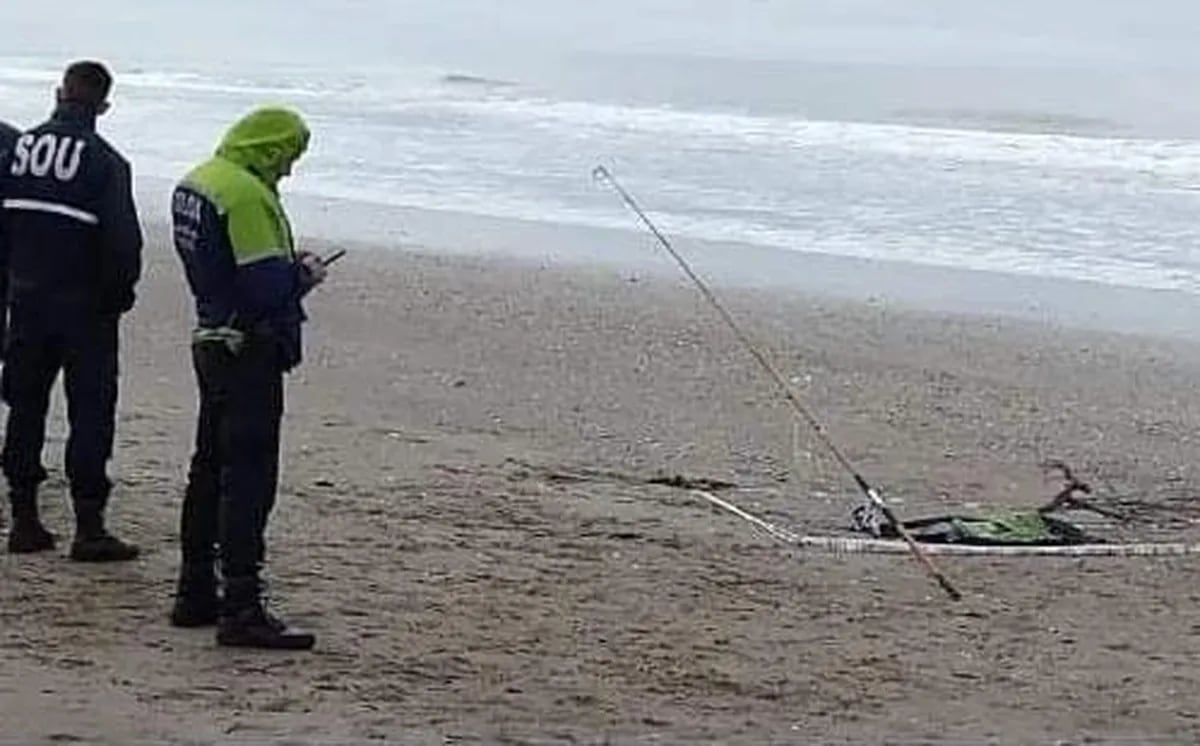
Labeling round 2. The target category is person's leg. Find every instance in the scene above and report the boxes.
[1,311,62,553]
[253,361,282,570]
[171,342,226,627]
[62,315,137,561]
[216,339,313,650]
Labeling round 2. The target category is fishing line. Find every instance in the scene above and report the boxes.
[593,165,961,600]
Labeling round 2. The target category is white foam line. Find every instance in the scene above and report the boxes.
[691,490,1200,557]
[435,97,1200,177]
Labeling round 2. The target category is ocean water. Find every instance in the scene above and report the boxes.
[4,1,1200,292]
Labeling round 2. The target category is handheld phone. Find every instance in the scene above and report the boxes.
[321,249,347,266]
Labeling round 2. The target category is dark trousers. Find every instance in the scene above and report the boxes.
[1,305,119,527]
[180,338,283,597]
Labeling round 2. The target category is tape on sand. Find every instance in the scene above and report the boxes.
[692,490,1200,557]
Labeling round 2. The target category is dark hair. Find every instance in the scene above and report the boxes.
[61,61,113,108]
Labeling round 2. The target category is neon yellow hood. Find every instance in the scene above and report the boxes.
[215,106,310,188]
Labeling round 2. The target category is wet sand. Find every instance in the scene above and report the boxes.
[3,228,1200,743]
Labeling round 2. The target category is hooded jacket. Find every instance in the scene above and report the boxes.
[171,106,313,371]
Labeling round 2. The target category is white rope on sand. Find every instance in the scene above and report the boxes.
[692,490,1200,558]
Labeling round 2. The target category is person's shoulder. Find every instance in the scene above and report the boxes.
[90,132,130,169]
[179,157,268,215]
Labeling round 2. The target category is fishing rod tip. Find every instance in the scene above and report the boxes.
[592,165,611,181]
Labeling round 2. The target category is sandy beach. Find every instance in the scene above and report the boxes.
[3,225,1200,744]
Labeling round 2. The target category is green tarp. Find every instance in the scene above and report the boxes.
[852,504,1095,546]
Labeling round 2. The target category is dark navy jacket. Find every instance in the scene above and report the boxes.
[172,184,310,371]
[0,119,18,348]
[0,102,142,318]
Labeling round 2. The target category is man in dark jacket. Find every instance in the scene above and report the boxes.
[0,61,142,560]
[169,106,326,649]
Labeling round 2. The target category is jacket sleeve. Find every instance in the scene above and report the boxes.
[226,196,302,325]
[97,154,143,314]
[0,126,15,356]
[233,256,300,322]
[0,123,15,276]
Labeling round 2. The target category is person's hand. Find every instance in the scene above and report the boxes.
[297,250,328,289]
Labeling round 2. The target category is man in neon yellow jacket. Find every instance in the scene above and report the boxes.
[168,107,329,649]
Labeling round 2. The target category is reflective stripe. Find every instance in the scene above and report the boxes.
[192,326,246,353]
[235,246,291,266]
[2,198,99,225]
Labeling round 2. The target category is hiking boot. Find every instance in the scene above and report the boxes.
[69,531,140,562]
[7,520,56,554]
[217,603,315,651]
[8,487,52,553]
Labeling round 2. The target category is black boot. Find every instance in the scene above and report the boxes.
[217,577,315,651]
[69,508,139,563]
[170,561,220,628]
[7,518,56,554]
[7,492,55,554]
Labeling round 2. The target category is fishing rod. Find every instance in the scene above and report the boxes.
[592,165,961,601]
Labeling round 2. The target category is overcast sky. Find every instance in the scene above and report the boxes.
[5,0,1200,71]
